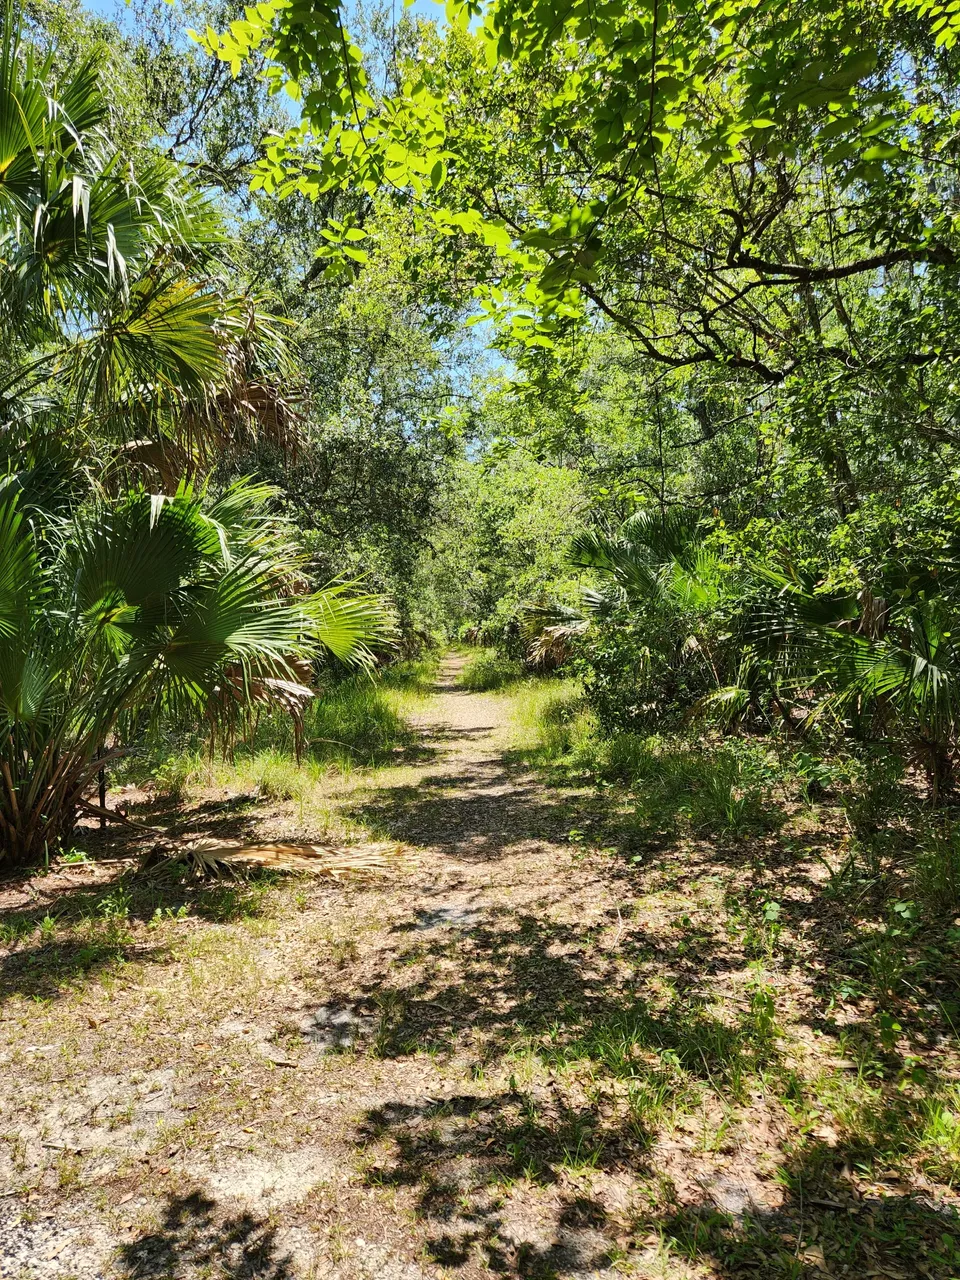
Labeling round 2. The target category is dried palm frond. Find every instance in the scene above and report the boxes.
[143,838,404,881]
[521,601,589,669]
[528,620,589,669]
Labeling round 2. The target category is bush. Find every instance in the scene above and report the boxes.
[581,734,782,838]
[576,609,721,734]
[508,678,593,760]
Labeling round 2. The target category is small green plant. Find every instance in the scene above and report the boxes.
[878,1011,903,1053]
[459,649,526,692]
[148,905,189,929]
[747,977,779,1043]
[791,750,849,801]
[0,914,33,946]
[98,887,131,922]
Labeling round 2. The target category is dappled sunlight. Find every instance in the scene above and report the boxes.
[2,655,960,1278]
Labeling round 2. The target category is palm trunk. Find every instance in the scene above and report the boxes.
[0,728,119,866]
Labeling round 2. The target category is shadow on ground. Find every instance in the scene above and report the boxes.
[0,822,287,1002]
[654,1140,960,1279]
[359,1092,629,1275]
[116,1192,293,1279]
[356,1091,960,1277]
[345,754,599,857]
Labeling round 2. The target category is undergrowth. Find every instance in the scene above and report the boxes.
[500,669,960,1220]
[457,647,527,691]
[118,656,439,799]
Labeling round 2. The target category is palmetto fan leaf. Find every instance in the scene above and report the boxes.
[619,508,706,564]
[0,0,301,494]
[827,602,960,735]
[739,563,960,792]
[74,273,228,410]
[0,483,393,865]
[568,509,714,608]
[569,528,663,601]
[0,8,104,219]
[520,601,590,668]
[0,495,42,640]
[524,510,720,670]
[73,491,220,627]
[305,583,396,667]
[577,510,713,622]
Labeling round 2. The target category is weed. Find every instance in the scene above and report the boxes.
[119,658,439,799]
[746,975,779,1043]
[55,1152,83,1191]
[148,905,189,929]
[98,887,131,922]
[914,818,960,915]
[458,648,527,691]
[0,913,33,946]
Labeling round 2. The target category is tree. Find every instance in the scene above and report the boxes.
[1,0,294,495]
[202,0,960,372]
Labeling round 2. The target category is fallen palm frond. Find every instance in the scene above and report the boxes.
[143,838,404,880]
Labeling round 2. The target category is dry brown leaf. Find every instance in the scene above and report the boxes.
[153,839,404,880]
[801,1242,828,1270]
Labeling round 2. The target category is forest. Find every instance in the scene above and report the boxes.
[3,0,960,1276]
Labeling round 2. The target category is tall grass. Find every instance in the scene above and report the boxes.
[505,676,782,837]
[506,676,593,760]
[458,648,527,691]
[120,656,439,799]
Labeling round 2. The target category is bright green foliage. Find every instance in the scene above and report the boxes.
[741,571,960,796]
[215,0,960,368]
[1,0,295,490]
[457,648,526,691]
[448,446,585,649]
[0,478,390,864]
[0,3,401,864]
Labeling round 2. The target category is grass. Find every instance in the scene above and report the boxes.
[484,666,960,1273]
[456,647,527,691]
[119,655,439,807]
[505,675,786,840]
[3,652,960,1279]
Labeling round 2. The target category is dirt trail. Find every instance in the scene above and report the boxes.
[360,652,584,864]
[5,656,957,1278]
[2,655,636,1280]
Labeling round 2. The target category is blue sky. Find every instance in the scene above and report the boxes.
[82,0,446,27]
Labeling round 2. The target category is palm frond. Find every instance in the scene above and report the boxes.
[305,583,396,667]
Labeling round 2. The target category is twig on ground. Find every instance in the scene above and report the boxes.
[78,800,166,835]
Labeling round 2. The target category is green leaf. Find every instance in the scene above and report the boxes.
[862,141,901,160]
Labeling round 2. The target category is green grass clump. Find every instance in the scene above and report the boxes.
[506,679,782,839]
[122,655,439,797]
[913,819,960,915]
[505,676,593,760]
[458,648,527,691]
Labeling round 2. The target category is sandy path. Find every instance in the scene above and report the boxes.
[1,656,632,1280]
